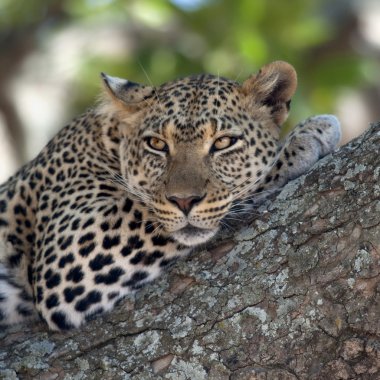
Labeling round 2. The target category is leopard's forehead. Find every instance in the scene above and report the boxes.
[158,74,238,95]
[142,74,248,139]
[158,74,240,112]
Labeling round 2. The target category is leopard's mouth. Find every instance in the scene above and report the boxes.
[171,224,218,246]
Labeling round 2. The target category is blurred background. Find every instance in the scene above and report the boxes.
[1,0,380,182]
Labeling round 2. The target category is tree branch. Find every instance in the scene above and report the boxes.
[1,123,379,380]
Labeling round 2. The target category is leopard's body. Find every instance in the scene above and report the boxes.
[0,62,340,330]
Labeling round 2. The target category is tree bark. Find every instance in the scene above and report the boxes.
[1,123,379,380]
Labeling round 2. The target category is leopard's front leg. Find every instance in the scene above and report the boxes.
[255,115,341,199]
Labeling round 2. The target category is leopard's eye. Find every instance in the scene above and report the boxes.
[146,137,168,152]
[212,136,238,151]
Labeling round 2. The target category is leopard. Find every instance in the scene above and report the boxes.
[0,61,341,331]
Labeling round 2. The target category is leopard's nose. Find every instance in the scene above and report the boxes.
[166,194,205,215]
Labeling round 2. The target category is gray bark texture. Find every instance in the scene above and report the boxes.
[1,123,379,380]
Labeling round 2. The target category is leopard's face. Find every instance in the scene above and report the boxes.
[102,62,297,246]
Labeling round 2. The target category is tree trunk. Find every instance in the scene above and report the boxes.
[1,123,379,380]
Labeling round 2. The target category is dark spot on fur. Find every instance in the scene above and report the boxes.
[130,250,146,265]
[79,242,96,257]
[122,271,149,287]
[89,253,114,271]
[122,198,133,213]
[152,235,168,246]
[46,273,61,289]
[58,253,75,268]
[46,294,60,309]
[64,286,85,303]
[51,311,74,330]
[102,235,120,249]
[75,290,102,312]
[94,267,125,285]
[66,266,84,283]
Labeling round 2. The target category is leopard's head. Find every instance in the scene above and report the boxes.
[101,61,297,246]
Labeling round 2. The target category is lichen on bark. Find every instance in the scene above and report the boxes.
[1,123,379,380]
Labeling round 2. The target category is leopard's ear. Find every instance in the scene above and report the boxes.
[242,61,297,124]
[100,73,155,108]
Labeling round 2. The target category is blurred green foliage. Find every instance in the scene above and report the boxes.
[1,0,378,129]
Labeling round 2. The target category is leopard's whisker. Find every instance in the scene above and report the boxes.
[138,60,166,114]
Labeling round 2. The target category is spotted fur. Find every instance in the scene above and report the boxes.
[0,61,340,330]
